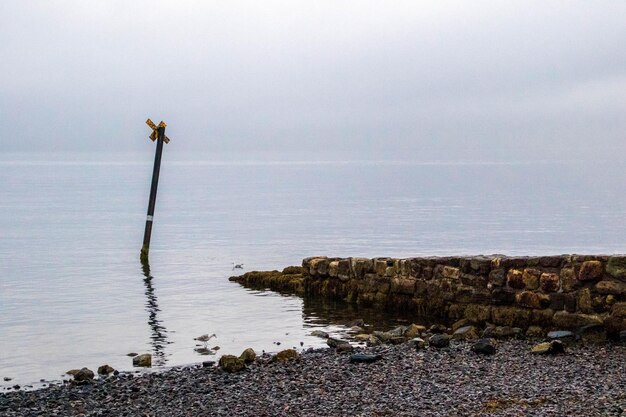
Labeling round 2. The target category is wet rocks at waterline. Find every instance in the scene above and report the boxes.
[230,255,626,337]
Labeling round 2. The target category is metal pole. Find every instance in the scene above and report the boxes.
[141,125,166,263]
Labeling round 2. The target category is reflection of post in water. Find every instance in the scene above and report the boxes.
[140,260,170,366]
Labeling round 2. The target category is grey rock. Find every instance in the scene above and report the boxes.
[429,324,448,334]
[547,330,576,343]
[388,326,407,337]
[336,342,354,353]
[372,331,392,342]
[239,348,256,364]
[408,337,426,350]
[218,355,245,373]
[366,335,382,347]
[346,319,365,327]
[310,330,329,339]
[349,353,382,363]
[472,339,496,355]
[132,354,152,367]
[429,334,450,348]
[97,365,115,375]
[531,340,566,355]
[73,368,95,382]
[326,337,346,348]
[577,325,607,344]
[452,325,479,341]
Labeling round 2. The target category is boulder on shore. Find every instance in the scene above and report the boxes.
[219,355,246,373]
[239,348,256,364]
[531,340,565,355]
[429,334,450,348]
[472,339,496,355]
[349,353,382,364]
[133,354,152,368]
[274,349,299,362]
[73,368,95,382]
[97,365,115,375]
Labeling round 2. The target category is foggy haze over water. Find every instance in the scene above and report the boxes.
[1,1,625,161]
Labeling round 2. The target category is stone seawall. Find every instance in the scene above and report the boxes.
[230,255,626,335]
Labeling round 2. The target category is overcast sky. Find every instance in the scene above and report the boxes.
[1,1,625,160]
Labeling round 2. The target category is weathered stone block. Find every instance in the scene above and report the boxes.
[552,311,603,328]
[470,257,492,274]
[612,302,626,318]
[337,259,351,281]
[563,293,577,312]
[414,280,428,296]
[444,304,462,320]
[491,306,532,328]
[515,291,550,309]
[422,267,434,280]
[531,308,555,325]
[491,288,517,305]
[539,256,563,268]
[351,258,373,279]
[499,257,530,269]
[454,286,474,303]
[595,280,626,295]
[507,269,524,289]
[560,268,580,292]
[374,259,388,276]
[489,269,506,287]
[373,292,387,304]
[391,277,416,295]
[317,259,329,275]
[604,316,626,333]
[607,256,626,280]
[522,269,541,290]
[461,273,488,288]
[470,288,492,304]
[442,266,460,280]
[578,288,593,314]
[579,260,604,281]
[328,261,339,278]
[540,273,560,292]
[549,293,564,311]
[409,259,422,277]
[307,257,328,276]
[464,304,491,323]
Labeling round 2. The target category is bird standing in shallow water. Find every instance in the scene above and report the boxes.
[194,333,216,348]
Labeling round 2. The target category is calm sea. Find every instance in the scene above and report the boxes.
[1,152,625,387]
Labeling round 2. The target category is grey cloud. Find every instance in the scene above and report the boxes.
[1,1,625,159]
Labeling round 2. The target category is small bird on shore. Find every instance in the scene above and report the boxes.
[194,333,216,348]
[232,263,244,270]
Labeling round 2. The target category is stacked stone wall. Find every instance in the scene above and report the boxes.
[301,255,626,334]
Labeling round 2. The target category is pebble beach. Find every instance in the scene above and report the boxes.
[1,340,624,417]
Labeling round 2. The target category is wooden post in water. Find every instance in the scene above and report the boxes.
[141,119,171,263]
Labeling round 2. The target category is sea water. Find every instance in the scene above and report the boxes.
[1,152,625,387]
